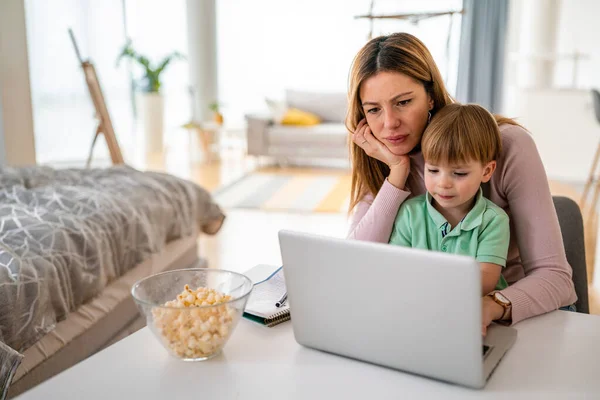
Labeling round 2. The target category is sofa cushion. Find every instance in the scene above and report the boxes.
[281,108,322,126]
[269,123,348,147]
[285,90,347,123]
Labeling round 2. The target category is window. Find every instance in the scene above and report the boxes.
[25,0,189,165]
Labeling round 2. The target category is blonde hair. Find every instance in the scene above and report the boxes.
[422,103,501,166]
[347,32,519,213]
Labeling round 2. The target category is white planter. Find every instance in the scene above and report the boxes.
[138,92,164,156]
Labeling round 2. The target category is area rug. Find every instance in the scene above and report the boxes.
[213,169,351,213]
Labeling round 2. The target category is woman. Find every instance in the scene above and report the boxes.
[346,32,576,331]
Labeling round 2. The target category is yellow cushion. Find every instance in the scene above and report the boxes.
[280,108,321,126]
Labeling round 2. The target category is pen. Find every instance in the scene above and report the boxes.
[275,292,287,308]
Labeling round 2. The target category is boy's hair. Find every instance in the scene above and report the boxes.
[421,103,501,165]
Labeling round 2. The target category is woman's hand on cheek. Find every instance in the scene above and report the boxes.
[352,119,411,187]
[353,119,392,163]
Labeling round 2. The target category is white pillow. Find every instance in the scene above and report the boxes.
[265,98,288,123]
[285,89,347,123]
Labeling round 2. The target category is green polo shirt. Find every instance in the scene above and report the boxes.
[389,188,509,290]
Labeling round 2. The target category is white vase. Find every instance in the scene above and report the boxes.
[138,92,164,157]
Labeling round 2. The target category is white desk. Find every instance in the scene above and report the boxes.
[16,310,600,399]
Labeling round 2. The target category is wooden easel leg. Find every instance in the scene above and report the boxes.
[86,124,103,168]
[585,206,597,285]
[588,178,600,219]
[581,140,600,209]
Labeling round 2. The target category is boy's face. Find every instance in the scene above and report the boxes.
[424,160,496,212]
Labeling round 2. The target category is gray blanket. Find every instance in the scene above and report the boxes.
[0,166,224,395]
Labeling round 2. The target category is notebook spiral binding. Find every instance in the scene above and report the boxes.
[265,309,291,327]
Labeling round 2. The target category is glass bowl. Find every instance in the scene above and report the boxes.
[131,268,253,361]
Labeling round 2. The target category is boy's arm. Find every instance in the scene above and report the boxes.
[480,263,502,296]
[476,211,510,296]
[388,205,412,247]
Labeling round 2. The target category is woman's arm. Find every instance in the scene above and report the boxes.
[388,203,413,247]
[494,126,577,324]
[347,179,410,242]
[348,120,413,242]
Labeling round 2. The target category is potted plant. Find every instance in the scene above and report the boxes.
[208,101,224,125]
[117,40,185,156]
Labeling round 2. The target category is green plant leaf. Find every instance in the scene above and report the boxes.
[116,41,186,94]
[155,51,186,76]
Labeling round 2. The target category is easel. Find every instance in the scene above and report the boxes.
[68,29,124,167]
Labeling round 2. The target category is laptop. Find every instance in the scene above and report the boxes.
[278,230,517,389]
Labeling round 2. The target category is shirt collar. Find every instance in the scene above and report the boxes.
[460,188,486,231]
[425,188,486,231]
[425,191,448,229]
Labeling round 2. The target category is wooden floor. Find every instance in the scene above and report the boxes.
[156,146,600,315]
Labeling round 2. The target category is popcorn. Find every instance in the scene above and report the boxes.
[152,285,235,359]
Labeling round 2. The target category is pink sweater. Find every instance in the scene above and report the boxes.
[348,124,577,324]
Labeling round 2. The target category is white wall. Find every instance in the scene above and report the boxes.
[503,0,600,183]
[553,0,600,90]
[0,0,37,166]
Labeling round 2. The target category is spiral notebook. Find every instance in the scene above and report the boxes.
[243,266,290,327]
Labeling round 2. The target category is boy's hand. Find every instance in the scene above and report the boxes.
[481,295,505,336]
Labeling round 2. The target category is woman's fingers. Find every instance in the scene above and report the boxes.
[354,120,367,136]
[354,124,388,161]
[360,127,369,144]
[361,126,375,151]
[356,127,375,156]
[363,125,375,141]
[352,120,370,148]
[356,119,366,131]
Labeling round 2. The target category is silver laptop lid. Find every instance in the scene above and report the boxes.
[279,230,484,388]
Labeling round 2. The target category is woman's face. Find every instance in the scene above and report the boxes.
[359,71,433,156]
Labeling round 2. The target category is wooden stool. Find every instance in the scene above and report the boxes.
[182,121,214,163]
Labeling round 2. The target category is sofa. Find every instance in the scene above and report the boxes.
[245,90,350,165]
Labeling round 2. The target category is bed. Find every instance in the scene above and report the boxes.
[0,165,225,398]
